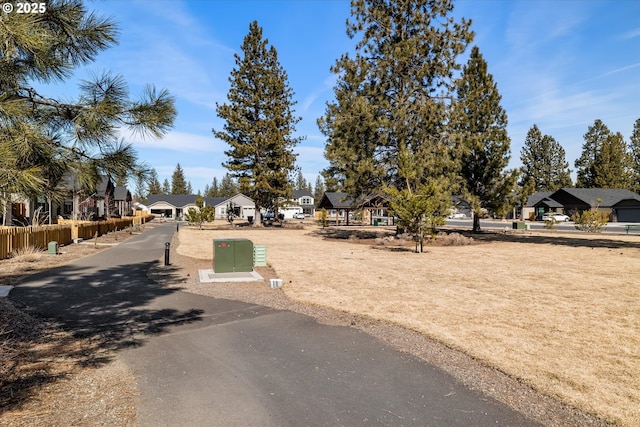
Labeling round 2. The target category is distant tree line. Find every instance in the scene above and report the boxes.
[520,119,640,193]
[135,161,329,205]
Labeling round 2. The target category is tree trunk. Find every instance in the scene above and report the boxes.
[473,212,481,233]
[252,202,263,227]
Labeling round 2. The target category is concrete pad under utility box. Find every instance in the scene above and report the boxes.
[199,269,263,283]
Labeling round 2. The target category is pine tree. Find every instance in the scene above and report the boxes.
[294,170,308,191]
[147,168,162,195]
[451,46,514,232]
[135,175,147,202]
[576,120,607,187]
[214,21,303,223]
[162,179,171,195]
[0,0,175,211]
[186,181,193,195]
[520,124,572,191]
[170,163,188,194]
[319,0,473,200]
[594,131,632,189]
[205,177,220,197]
[313,175,325,204]
[219,173,238,197]
[629,119,640,192]
[576,120,633,188]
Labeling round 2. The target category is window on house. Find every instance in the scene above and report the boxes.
[64,200,73,215]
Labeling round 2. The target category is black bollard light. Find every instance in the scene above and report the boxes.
[177,223,179,232]
[164,242,171,266]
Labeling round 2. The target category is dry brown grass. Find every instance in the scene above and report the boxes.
[0,227,145,426]
[177,224,640,426]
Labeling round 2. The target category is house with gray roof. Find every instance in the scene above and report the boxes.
[524,188,640,222]
[292,190,316,216]
[317,192,356,225]
[146,193,255,221]
[317,192,393,225]
[113,186,132,217]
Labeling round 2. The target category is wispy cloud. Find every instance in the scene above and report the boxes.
[99,2,235,109]
[620,28,640,40]
[300,74,337,113]
[125,130,225,153]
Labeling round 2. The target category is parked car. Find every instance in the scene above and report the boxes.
[542,213,570,222]
[293,212,306,219]
[447,213,466,219]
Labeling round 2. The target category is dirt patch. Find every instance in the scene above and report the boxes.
[0,224,158,426]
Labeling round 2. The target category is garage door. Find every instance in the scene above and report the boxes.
[617,208,640,222]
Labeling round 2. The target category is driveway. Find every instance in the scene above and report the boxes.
[11,223,539,426]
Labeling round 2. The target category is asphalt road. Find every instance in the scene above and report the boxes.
[11,223,540,426]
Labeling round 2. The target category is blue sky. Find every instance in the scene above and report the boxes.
[46,0,640,194]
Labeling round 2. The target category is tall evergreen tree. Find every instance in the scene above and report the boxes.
[186,181,193,195]
[629,118,640,192]
[205,177,220,197]
[214,21,303,223]
[451,46,514,232]
[576,120,633,188]
[147,168,162,195]
[135,175,147,202]
[161,178,171,195]
[319,0,473,201]
[595,131,632,189]
[219,173,238,197]
[520,124,572,191]
[170,163,188,194]
[0,0,175,214]
[294,170,308,191]
[313,175,325,204]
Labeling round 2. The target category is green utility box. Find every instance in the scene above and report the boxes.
[48,241,59,255]
[213,238,254,273]
[512,221,526,230]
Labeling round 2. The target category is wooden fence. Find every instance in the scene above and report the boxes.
[0,225,73,260]
[0,215,154,260]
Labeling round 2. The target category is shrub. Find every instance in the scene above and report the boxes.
[439,232,474,246]
[184,206,215,229]
[317,208,328,228]
[572,210,609,233]
[9,246,44,262]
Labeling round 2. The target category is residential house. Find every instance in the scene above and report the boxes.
[523,191,558,221]
[146,194,200,219]
[317,192,392,225]
[6,174,117,225]
[524,188,640,222]
[113,186,132,217]
[146,193,256,221]
[450,195,473,217]
[212,193,256,221]
[292,190,315,216]
[66,175,115,220]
